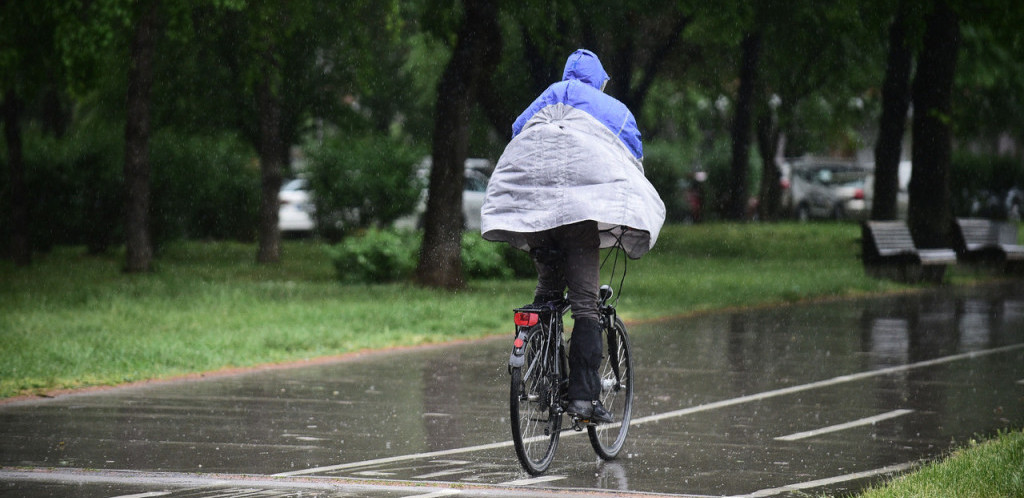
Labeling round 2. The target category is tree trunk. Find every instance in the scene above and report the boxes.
[909,1,959,248]
[3,90,30,266]
[755,106,782,221]
[872,3,913,221]
[255,74,283,264]
[415,1,501,289]
[123,0,158,273]
[727,32,761,221]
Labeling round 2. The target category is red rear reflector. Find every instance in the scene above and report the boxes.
[514,338,525,348]
[514,312,539,326]
[854,188,864,200]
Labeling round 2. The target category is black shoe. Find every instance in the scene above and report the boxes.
[567,399,614,424]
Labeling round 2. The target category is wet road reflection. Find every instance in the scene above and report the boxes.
[1,282,1022,497]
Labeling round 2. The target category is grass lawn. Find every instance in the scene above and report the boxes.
[856,429,1024,497]
[0,222,1004,399]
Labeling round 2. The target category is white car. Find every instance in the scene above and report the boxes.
[277,178,315,233]
[393,157,493,231]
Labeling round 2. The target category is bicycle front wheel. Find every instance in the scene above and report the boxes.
[588,316,633,459]
[510,327,561,475]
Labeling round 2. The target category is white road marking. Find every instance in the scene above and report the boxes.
[274,343,1024,477]
[775,409,915,441]
[501,475,567,486]
[273,440,517,476]
[736,461,916,497]
[109,493,173,498]
[402,490,461,498]
[629,343,1024,427]
[412,467,477,479]
[1017,378,1024,385]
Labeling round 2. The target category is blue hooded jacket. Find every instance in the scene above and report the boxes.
[512,49,643,159]
[482,49,665,259]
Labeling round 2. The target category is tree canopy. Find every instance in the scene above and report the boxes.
[2,0,1022,279]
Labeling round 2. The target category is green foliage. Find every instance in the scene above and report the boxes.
[325,228,419,284]
[305,134,424,241]
[461,233,513,279]
[16,124,124,253]
[950,151,1024,217]
[644,140,700,223]
[149,130,260,245]
[0,125,260,252]
[325,229,532,284]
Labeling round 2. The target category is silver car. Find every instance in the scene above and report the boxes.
[787,159,871,221]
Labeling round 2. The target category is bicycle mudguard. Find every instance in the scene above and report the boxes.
[509,329,529,368]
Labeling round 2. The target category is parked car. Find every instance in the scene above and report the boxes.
[392,157,493,231]
[786,158,871,221]
[277,178,315,233]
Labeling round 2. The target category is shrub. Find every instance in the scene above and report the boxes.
[18,124,124,253]
[326,229,419,283]
[306,135,424,242]
[149,130,259,245]
[951,151,1024,217]
[326,229,534,283]
[4,126,259,254]
[462,233,513,279]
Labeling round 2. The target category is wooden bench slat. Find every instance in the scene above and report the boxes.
[861,220,955,283]
[953,218,1024,269]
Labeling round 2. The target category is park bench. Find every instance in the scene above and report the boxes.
[951,218,1024,272]
[861,220,956,283]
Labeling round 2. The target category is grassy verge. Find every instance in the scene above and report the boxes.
[855,429,1024,497]
[0,222,1007,399]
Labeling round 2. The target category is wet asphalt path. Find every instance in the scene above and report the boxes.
[2,282,1023,497]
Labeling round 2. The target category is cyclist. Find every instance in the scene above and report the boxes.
[481,49,665,423]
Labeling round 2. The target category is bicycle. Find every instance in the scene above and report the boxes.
[507,281,633,475]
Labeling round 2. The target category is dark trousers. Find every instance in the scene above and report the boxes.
[523,221,600,322]
[523,221,602,400]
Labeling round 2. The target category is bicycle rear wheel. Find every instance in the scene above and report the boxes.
[588,316,633,459]
[510,326,561,475]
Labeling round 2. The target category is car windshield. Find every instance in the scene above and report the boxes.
[816,167,867,186]
[282,179,307,191]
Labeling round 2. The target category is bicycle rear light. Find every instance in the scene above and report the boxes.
[514,312,539,327]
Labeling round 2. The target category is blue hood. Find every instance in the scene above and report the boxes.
[562,49,610,91]
[512,48,642,159]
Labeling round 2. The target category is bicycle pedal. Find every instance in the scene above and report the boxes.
[571,417,586,431]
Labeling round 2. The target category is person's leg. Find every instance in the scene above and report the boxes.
[555,222,613,422]
[523,231,564,303]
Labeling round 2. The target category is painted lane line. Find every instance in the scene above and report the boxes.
[275,342,1024,477]
[629,343,1024,427]
[273,440,516,476]
[774,409,914,441]
[501,475,567,486]
[0,468,468,496]
[412,467,478,479]
[736,461,916,497]
[1017,378,1024,385]
[402,490,461,498]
